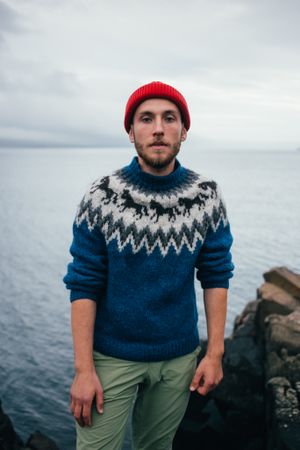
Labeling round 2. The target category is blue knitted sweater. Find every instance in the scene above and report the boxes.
[63,157,234,362]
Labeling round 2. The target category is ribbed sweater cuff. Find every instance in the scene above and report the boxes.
[201,279,229,289]
[70,290,98,302]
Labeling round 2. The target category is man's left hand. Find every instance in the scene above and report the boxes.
[189,354,223,395]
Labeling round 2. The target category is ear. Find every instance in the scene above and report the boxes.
[181,127,187,142]
[129,126,135,143]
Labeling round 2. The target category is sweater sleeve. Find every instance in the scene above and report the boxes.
[63,207,108,302]
[195,185,234,289]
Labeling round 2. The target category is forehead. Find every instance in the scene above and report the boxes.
[134,98,180,116]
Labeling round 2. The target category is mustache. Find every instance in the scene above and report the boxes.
[149,141,169,146]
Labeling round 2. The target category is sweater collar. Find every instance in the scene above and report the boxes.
[122,156,186,191]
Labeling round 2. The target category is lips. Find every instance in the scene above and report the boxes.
[150,142,168,147]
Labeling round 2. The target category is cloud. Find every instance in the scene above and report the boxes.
[0,0,300,149]
[0,1,21,33]
[0,64,81,96]
[0,0,23,47]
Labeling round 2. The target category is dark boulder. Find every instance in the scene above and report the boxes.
[0,401,59,450]
[0,400,24,450]
[26,431,59,450]
[214,335,264,416]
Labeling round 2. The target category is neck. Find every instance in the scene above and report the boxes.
[137,156,176,176]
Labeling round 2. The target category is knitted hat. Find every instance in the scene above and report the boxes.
[124,81,190,133]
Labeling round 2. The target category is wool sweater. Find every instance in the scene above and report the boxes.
[63,156,234,362]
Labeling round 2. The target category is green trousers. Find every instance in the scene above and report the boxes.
[76,347,200,450]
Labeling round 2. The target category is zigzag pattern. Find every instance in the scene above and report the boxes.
[76,168,228,256]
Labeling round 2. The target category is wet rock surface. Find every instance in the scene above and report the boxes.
[174,266,300,450]
[26,431,59,450]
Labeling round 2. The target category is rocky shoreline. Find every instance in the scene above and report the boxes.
[1,266,299,450]
[174,266,300,450]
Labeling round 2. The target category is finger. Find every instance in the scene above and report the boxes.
[197,383,208,395]
[77,416,85,427]
[190,369,204,391]
[73,402,84,427]
[197,379,216,396]
[70,397,75,414]
[95,388,104,414]
[82,401,92,427]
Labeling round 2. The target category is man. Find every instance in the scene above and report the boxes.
[63,81,234,450]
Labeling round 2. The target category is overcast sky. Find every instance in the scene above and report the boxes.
[1,0,300,150]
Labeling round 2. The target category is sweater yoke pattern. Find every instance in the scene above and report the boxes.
[75,160,228,257]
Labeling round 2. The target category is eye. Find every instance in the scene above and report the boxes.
[165,115,176,122]
[141,116,152,123]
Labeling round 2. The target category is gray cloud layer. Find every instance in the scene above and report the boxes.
[0,0,300,149]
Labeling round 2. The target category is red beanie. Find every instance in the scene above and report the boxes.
[124,81,190,133]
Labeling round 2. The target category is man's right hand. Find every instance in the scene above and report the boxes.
[70,370,103,427]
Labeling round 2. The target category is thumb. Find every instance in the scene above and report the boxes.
[190,366,204,392]
[95,387,104,414]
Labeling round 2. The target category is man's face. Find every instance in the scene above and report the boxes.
[129,98,187,171]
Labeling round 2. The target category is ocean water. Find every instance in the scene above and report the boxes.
[0,147,299,449]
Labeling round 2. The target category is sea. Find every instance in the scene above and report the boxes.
[0,147,299,450]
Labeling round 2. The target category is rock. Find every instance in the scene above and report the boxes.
[213,336,264,416]
[172,393,225,450]
[172,394,225,450]
[224,409,265,450]
[266,377,300,450]
[0,400,24,450]
[265,349,300,384]
[256,282,299,331]
[174,334,266,450]
[26,431,59,450]
[0,401,59,450]
[173,346,227,449]
[264,267,300,300]
[233,299,260,338]
[175,268,300,450]
[295,382,300,401]
[265,310,300,355]
[243,438,265,450]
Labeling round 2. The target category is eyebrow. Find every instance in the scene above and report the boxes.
[138,109,178,117]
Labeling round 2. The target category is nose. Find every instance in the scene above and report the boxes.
[152,117,164,136]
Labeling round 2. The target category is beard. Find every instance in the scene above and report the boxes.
[134,140,181,170]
